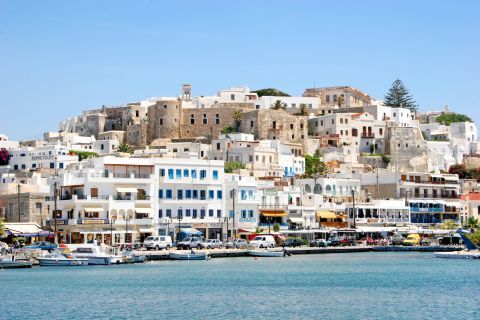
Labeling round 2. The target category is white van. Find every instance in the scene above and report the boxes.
[249,235,276,248]
[143,236,173,250]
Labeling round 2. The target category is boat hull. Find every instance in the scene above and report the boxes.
[249,250,285,257]
[434,251,480,259]
[169,252,209,260]
[73,255,113,265]
[0,260,33,268]
[38,258,89,266]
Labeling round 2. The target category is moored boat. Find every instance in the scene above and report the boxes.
[38,251,89,266]
[249,248,289,257]
[69,244,122,265]
[169,251,209,261]
[0,256,33,268]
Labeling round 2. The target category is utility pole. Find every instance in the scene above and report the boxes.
[17,184,21,222]
[351,189,356,229]
[232,188,236,239]
[53,181,58,244]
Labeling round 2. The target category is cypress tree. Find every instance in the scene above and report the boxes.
[384,79,418,112]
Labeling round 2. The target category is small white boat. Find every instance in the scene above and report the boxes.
[433,250,480,259]
[169,251,209,261]
[249,249,288,257]
[38,252,89,266]
[0,256,33,268]
[69,245,122,265]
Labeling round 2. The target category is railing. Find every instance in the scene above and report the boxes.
[409,207,444,213]
[89,195,110,200]
[361,133,375,138]
[258,204,288,210]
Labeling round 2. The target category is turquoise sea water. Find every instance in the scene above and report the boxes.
[1,252,479,320]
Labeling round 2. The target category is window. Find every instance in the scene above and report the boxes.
[176,169,182,179]
[213,170,218,180]
[333,94,337,102]
[200,209,206,219]
[216,143,221,150]
[168,169,174,179]
[272,121,277,129]
[177,190,183,200]
[331,119,335,124]
[160,169,165,177]
[217,210,222,218]
[200,170,206,180]
[192,190,198,199]
[230,94,235,101]
[290,124,293,130]
[183,169,189,177]
[340,118,344,124]
[209,190,214,199]
[203,114,208,124]
[166,189,172,199]
[190,114,195,124]
[50,163,54,169]
[326,95,330,103]
[159,189,164,199]
[160,118,163,125]
[191,170,197,179]
[217,190,222,199]
[158,209,163,218]
[248,190,254,199]
[177,209,183,218]
[209,209,214,217]
[186,209,191,217]
[192,209,197,218]
[186,190,192,199]
[249,210,254,218]
[166,209,171,218]
[241,190,247,200]
[241,210,247,218]
[250,121,254,128]
[91,188,98,198]
[379,128,383,135]
[215,114,220,125]
[200,190,206,200]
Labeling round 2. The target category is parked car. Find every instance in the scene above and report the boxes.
[225,238,249,249]
[200,239,223,249]
[176,237,203,250]
[24,241,58,251]
[403,234,420,246]
[391,235,406,246]
[249,235,276,248]
[283,238,304,247]
[143,236,173,250]
[328,237,341,246]
[309,239,329,247]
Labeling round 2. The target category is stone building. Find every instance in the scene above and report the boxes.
[303,86,372,108]
[385,125,428,172]
[240,109,308,146]
[0,188,49,226]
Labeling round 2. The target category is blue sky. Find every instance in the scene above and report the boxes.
[1,0,479,140]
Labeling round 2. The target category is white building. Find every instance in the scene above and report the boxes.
[7,145,79,171]
[0,134,19,149]
[253,96,320,111]
[345,199,410,226]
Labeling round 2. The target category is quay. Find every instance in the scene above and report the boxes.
[136,245,462,261]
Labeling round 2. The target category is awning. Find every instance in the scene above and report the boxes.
[138,228,153,233]
[4,223,52,237]
[116,187,138,193]
[444,176,459,181]
[238,228,256,233]
[83,207,104,212]
[288,217,304,224]
[260,211,288,217]
[134,208,153,214]
[316,210,337,219]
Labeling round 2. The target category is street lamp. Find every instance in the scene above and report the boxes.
[177,208,183,243]
[351,190,358,229]
[218,217,223,242]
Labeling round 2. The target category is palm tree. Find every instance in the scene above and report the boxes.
[270,100,287,110]
[233,110,243,132]
[296,103,308,116]
[337,95,345,108]
[117,143,135,154]
[440,220,457,230]
[465,216,479,230]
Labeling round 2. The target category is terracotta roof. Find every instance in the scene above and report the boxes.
[351,113,364,119]
[461,192,480,201]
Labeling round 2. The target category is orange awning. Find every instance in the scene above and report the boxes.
[316,210,337,219]
[260,210,288,217]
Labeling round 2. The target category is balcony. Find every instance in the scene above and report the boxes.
[361,133,375,138]
[410,207,444,213]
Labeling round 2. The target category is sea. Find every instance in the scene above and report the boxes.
[1,252,478,320]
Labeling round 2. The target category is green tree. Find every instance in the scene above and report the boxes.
[117,143,135,154]
[224,161,246,173]
[220,126,237,134]
[69,150,98,161]
[305,154,327,177]
[467,231,480,246]
[270,100,287,111]
[440,220,458,230]
[465,217,479,230]
[384,79,418,112]
[252,88,290,97]
[233,110,243,132]
[294,103,309,116]
[436,113,473,126]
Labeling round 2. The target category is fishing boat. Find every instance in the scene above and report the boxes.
[38,251,89,266]
[249,248,289,257]
[69,244,122,265]
[434,230,480,260]
[0,255,33,268]
[169,250,210,261]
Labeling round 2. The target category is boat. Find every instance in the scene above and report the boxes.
[0,255,33,268]
[69,244,122,265]
[434,229,480,260]
[249,248,289,257]
[38,251,89,266]
[169,250,210,261]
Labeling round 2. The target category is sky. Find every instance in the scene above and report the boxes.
[1,0,479,140]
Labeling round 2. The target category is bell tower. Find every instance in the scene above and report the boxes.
[182,83,191,101]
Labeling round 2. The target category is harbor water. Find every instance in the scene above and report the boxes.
[1,252,479,320]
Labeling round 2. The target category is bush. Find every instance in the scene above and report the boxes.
[69,150,98,161]
[224,162,246,173]
[436,113,472,125]
[273,223,280,232]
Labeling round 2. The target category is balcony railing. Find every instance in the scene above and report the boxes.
[361,133,375,138]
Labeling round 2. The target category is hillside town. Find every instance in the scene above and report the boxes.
[1,82,479,247]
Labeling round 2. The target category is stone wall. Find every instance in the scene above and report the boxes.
[126,122,148,147]
[240,109,308,145]
[1,193,49,226]
[147,99,181,144]
[385,126,428,172]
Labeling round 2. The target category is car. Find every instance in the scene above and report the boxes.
[403,234,420,246]
[339,238,352,246]
[249,235,276,248]
[176,237,203,250]
[143,236,173,250]
[328,237,341,246]
[310,239,329,247]
[225,238,249,249]
[283,238,304,247]
[391,235,406,246]
[200,239,223,249]
[24,241,58,251]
